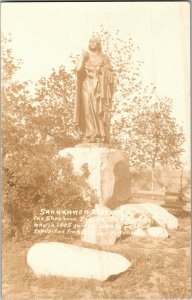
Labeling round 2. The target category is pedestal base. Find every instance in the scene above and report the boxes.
[59,146,132,208]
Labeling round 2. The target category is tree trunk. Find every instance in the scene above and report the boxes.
[151,161,155,191]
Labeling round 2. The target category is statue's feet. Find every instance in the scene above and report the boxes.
[89,137,97,143]
[84,135,109,144]
[97,136,108,143]
[84,136,96,143]
[83,136,89,142]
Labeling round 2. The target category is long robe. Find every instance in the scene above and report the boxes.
[74,52,114,141]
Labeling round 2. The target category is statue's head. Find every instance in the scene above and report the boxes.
[89,37,102,51]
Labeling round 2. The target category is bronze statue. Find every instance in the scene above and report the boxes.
[74,37,114,143]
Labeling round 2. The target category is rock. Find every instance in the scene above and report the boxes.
[59,147,131,207]
[147,226,169,239]
[91,204,112,216]
[81,205,121,245]
[131,228,148,237]
[112,204,153,233]
[82,212,121,245]
[139,203,178,229]
[27,242,131,281]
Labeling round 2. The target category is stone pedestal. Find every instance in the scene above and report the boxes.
[59,145,132,208]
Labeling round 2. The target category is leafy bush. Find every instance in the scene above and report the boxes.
[3,154,97,240]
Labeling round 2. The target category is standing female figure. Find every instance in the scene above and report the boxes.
[74,37,114,143]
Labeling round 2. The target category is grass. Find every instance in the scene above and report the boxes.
[2,216,191,300]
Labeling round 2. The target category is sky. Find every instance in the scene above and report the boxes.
[1,2,190,166]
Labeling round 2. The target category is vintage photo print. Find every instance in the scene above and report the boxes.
[1,1,191,299]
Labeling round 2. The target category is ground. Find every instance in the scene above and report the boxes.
[2,215,191,300]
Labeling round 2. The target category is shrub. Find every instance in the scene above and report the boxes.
[2,154,97,241]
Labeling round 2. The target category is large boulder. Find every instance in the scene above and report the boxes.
[131,228,148,238]
[139,203,178,229]
[112,204,153,233]
[81,203,178,245]
[81,205,121,245]
[147,226,169,239]
[27,242,131,281]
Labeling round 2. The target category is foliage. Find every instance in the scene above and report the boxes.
[1,35,33,159]
[3,155,97,240]
[33,66,80,152]
[127,98,185,168]
[2,36,96,240]
[125,97,185,189]
[2,35,79,160]
[1,33,22,82]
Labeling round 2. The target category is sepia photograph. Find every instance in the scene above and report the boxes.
[1,1,191,299]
